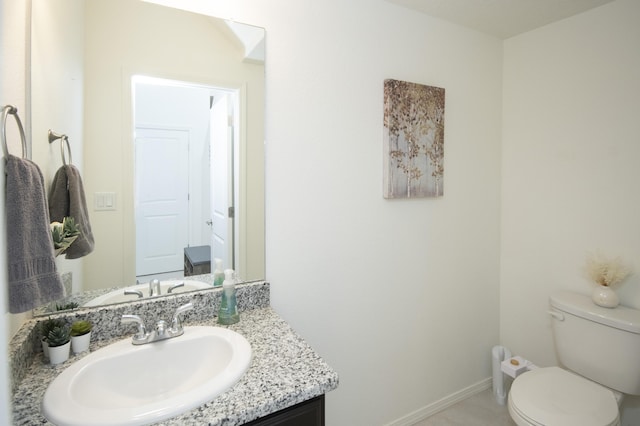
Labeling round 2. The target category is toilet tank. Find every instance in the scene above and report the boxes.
[549,291,640,395]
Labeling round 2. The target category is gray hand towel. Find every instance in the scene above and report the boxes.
[5,155,64,313]
[49,164,94,259]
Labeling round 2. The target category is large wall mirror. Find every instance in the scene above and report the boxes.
[30,0,265,314]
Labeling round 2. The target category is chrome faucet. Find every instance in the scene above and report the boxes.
[167,281,185,293]
[121,302,194,345]
[149,279,161,297]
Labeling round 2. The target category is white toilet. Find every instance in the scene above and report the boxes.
[508,290,640,426]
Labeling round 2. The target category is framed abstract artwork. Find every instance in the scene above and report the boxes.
[383,79,445,198]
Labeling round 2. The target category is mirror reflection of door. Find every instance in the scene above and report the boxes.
[210,93,234,270]
[133,76,238,281]
[134,128,189,276]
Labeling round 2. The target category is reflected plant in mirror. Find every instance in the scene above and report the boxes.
[50,216,80,257]
[30,0,265,314]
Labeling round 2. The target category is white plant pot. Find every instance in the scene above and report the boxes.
[48,342,70,365]
[592,285,619,308]
[71,332,91,354]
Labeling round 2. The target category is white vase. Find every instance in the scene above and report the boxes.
[71,332,91,354]
[49,342,70,365]
[592,286,619,308]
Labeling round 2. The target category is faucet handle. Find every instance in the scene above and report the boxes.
[167,281,185,294]
[124,289,144,299]
[171,302,194,332]
[121,314,148,341]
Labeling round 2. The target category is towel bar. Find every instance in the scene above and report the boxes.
[1,105,27,158]
[48,129,73,165]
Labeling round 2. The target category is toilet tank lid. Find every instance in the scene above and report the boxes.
[550,291,640,334]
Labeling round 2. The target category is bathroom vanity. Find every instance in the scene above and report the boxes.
[9,280,338,425]
[243,395,325,426]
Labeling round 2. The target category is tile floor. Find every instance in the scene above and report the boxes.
[414,388,517,426]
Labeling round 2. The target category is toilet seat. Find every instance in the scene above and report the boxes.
[508,367,619,426]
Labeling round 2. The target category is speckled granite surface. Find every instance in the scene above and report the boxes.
[10,281,339,425]
[10,279,269,394]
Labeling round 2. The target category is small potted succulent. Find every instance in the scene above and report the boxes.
[47,325,71,365]
[70,320,92,354]
[40,318,65,360]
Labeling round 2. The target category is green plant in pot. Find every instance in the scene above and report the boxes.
[41,318,65,340]
[70,320,92,337]
[40,318,65,360]
[47,325,71,365]
[70,320,92,354]
[47,326,70,347]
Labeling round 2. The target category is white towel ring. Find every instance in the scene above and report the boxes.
[48,129,73,165]
[1,105,27,159]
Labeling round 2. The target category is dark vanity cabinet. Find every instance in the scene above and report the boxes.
[243,395,325,426]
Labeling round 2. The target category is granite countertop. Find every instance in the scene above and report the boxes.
[12,307,339,425]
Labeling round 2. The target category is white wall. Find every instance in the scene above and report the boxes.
[1,0,30,421]
[266,3,503,424]
[501,0,640,422]
[170,1,503,424]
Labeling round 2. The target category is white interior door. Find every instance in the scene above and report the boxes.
[135,127,190,276]
[210,94,234,269]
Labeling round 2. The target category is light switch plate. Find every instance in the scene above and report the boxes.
[94,192,116,211]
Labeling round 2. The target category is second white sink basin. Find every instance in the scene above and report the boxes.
[42,326,252,426]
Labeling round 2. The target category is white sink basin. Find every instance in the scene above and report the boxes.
[83,280,211,307]
[42,326,252,426]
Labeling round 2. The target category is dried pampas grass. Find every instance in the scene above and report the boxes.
[584,251,631,287]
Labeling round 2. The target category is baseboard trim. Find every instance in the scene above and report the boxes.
[384,377,493,426]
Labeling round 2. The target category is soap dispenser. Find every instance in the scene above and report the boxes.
[218,269,239,325]
[212,258,224,287]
